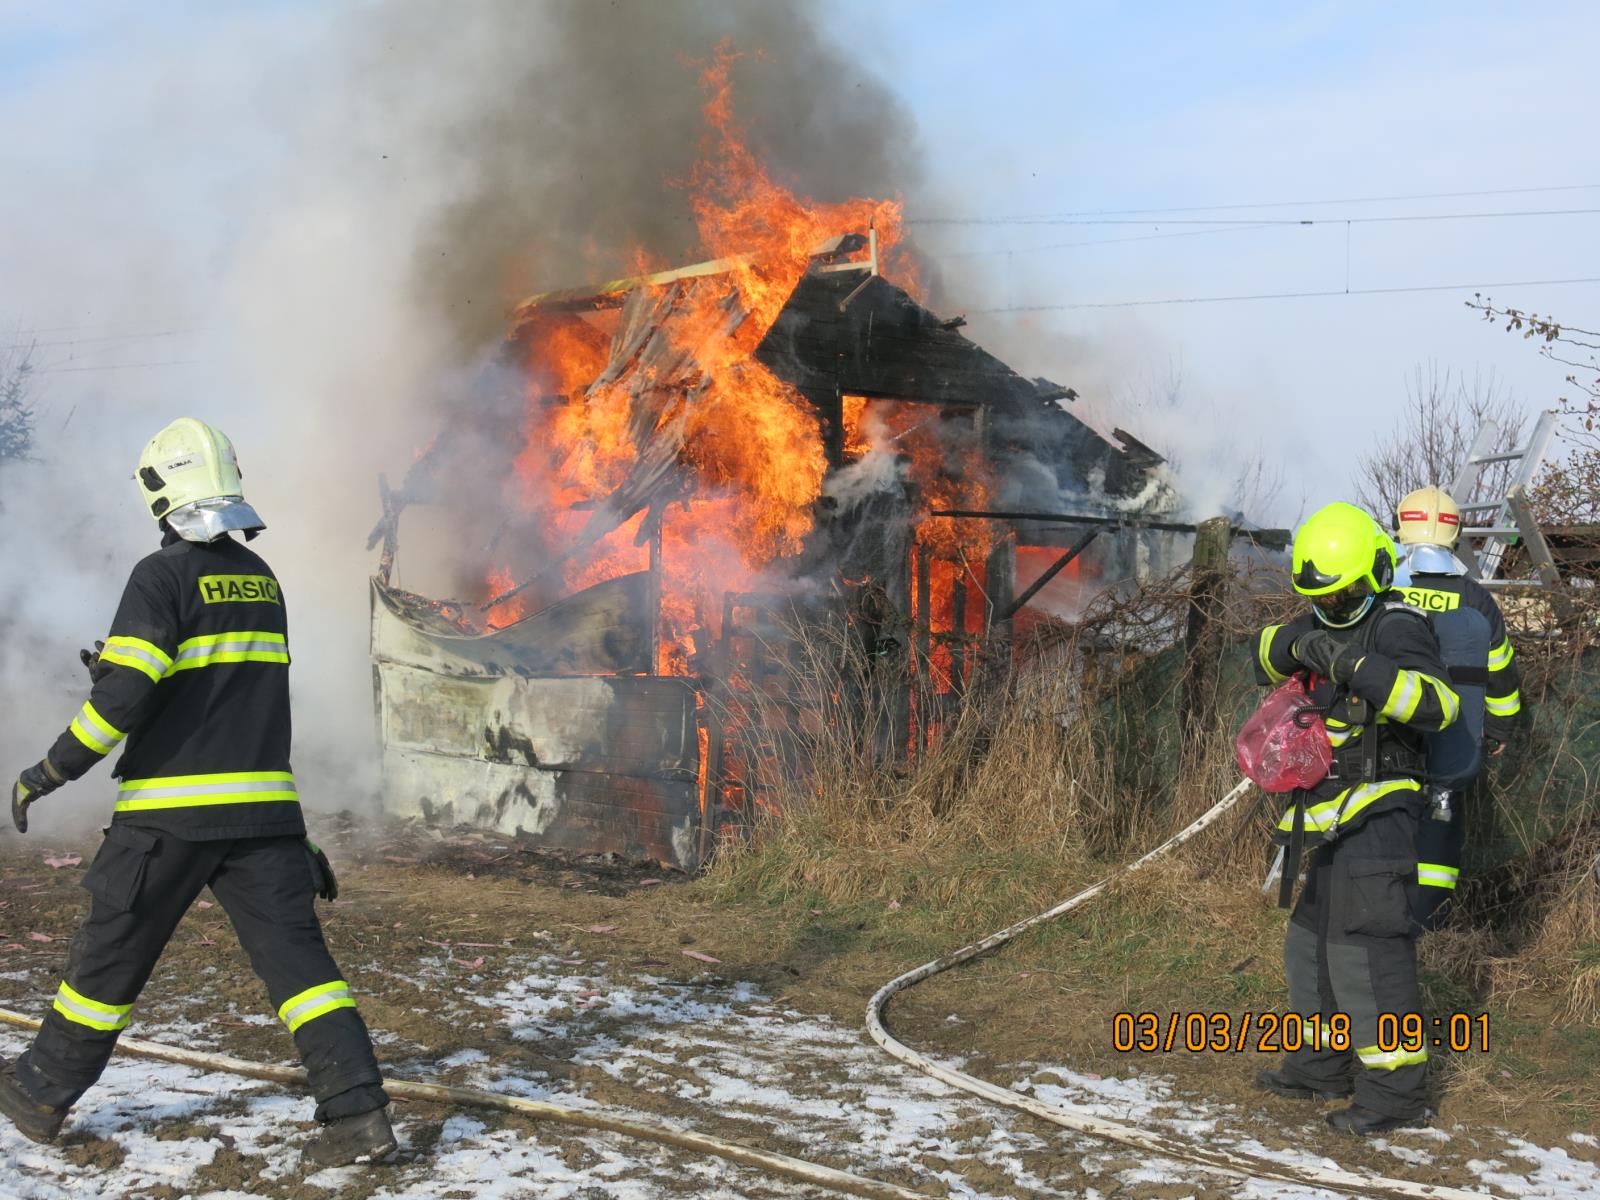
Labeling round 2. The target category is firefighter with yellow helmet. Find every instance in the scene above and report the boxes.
[1251,501,1460,1133]
[2,418,397,1167]
[1393,484,1522,928]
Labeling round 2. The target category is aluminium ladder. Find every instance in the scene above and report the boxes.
[1448,410,1562,587]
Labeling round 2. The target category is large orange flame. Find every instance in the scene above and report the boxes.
[486,42,925,673]
[446,39,1103,829]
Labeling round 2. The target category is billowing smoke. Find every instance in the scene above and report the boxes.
[367,0,923,352]
[0,2,929,834]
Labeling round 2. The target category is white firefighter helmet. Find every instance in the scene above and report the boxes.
[136,417,265,542]
[1395,485,1461,549]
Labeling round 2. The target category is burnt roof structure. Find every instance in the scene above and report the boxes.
[370,236,1181,870]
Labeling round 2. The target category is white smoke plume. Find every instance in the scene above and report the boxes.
[0,2,926,834]
[0,2,1243,841]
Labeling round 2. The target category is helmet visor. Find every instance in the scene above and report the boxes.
[1312,578,1376,628]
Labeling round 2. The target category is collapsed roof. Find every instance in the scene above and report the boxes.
[367,235,1182,869]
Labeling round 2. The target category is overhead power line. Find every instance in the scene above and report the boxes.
[970,275,1600,314]
[913,207,1600,228]
[34,358,211,374]
[909,183,1600,224]
[936,222,1284,261]
[0,328,201,353]
[6,318,208,335]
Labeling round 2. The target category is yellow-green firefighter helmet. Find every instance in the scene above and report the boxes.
[1291,501,1395,627]
[136,418,265,541]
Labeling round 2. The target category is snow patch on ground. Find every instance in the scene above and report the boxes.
[4,962,1599,1198]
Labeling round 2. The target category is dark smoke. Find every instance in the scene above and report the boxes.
[358,0,925,352]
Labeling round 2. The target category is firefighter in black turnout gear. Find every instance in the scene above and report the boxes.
[2,418,397,1168]
[1251,502,1460,1134]
[1393,485,1522,929]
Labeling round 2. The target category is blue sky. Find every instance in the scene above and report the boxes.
[845,1,1600,515]
[1,0,1596,523]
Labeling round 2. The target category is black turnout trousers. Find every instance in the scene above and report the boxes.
[14,829,387,1122]
[1281,807,1429,1119]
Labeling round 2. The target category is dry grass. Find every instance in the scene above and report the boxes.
[705,560,1600,1034]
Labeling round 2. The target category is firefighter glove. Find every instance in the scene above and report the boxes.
[11,760,65,834]
[79,640,110,683]
[306,839,339,902]
[1291,630,1362,684]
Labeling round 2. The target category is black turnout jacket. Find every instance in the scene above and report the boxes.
[45,532,303,840]
[1254,596,1460,842]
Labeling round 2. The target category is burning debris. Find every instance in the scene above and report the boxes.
[367,54,1182,869]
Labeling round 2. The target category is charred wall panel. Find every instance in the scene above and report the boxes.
[373,574,653,677]
[377,666,695,777]
[372,576,704,870]
[382,751,701,870]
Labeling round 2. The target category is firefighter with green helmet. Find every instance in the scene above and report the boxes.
[1251,501,1460,1133]
[2,418,398,1167]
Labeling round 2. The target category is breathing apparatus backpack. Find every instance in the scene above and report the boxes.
[1324,599,1489,789]
[1420,604,1490,789]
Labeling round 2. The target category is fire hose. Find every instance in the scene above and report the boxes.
[0,1009,926,1200]
[865,778,1509,1200]
[0,785,1513,1200]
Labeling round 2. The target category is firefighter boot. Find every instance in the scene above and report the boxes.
[0,1060,68,1144]
[1253,1068,1351,1102]
[1326,1103,1429,1135]
[301,1105,398,1169]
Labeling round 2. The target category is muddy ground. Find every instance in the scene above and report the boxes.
[1,821,1596,1199]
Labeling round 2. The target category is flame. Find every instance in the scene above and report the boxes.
[484,41,908,674]
[483,566,528,631]
[688,42,903,341]
[842,394,871,458]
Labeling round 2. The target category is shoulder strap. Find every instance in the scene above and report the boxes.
[1359,599,1420,654]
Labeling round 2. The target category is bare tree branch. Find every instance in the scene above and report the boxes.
[1351,361,1526,522]
[1465,298,1600,522]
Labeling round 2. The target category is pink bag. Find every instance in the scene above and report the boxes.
[1235,677,1331,793]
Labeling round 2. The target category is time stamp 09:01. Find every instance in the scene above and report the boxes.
[1113,1012,1491,1054]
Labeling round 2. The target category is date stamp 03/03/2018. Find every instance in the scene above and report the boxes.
[1112,1011,1492,1055]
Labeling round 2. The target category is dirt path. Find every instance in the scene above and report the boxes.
[1,827,1596,1198]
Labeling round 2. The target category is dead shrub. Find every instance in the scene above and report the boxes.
[706,556,1600,1021]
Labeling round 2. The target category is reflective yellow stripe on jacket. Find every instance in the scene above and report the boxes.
[1379,669,1459,726]
[115,771,298,813]
[99,636,174,684]
[170,631,289,672]
[1258,625,1288,684]
[1488,637,1515,671]
[1276,779,1421,834]
[68,701,126,757]
[1324,717,1357,748]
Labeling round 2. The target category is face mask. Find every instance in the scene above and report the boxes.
[1312,579,1376,628]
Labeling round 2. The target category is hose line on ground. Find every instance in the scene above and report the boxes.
[865,778,1508,1200]
[0,1009,927,1200]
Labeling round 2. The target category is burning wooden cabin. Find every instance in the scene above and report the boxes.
[368,230,1180,871]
